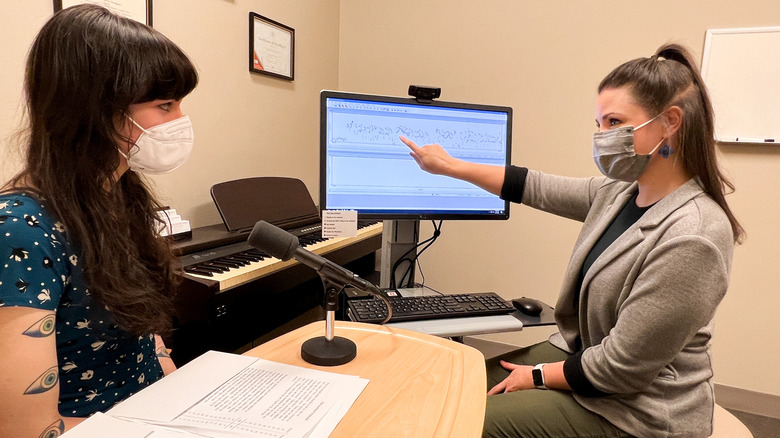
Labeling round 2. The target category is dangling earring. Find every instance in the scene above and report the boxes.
[658,143,675,158]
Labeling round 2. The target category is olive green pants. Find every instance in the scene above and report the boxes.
[482,341,632,438]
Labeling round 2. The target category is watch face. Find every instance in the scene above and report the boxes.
[532,368,544,386]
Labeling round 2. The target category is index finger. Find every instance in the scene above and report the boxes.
[399,136,420,152]
[487,381,506,396]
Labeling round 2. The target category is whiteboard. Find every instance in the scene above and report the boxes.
[701,27,780,144]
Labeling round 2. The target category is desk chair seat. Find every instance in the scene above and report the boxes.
[709,404,753,438]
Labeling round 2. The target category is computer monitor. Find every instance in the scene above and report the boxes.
[320,90,512,221]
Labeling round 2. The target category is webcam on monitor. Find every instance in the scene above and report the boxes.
[408,85,441,101]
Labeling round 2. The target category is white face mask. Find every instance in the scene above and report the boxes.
[120,115,194,174]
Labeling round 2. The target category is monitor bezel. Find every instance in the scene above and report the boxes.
[319,90,512,221]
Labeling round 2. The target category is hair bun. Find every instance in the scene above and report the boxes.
[655,45,687,65]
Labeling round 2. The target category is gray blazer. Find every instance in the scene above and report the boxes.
[522,170,734,438]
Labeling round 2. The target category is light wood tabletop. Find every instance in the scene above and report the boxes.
[244,320,487,437]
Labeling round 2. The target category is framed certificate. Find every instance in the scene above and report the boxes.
[53,0,153,26]
[249,12,295,81]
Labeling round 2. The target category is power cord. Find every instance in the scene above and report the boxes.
[390,220,442,289]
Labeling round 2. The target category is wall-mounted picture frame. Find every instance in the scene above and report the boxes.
[53,0,153,26]
[249,12,295,81]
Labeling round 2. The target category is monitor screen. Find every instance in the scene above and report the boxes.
[320,90,512,220]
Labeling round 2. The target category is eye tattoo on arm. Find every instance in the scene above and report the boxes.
[39,419,65,438]
[156,345,171,359]
[22,314,56,338]
[154,334,171,358]
[24,366,59,395]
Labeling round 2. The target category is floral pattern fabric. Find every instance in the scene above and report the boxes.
[0,193,163,417]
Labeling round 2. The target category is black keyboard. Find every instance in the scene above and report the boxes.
[347,292,515,323]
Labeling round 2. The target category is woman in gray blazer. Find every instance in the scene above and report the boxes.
[401,43,744,438]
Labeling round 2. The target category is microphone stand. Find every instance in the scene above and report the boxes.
[300,263,357,366]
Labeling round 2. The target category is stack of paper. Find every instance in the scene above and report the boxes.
[156,208,191,238]
[62,351,368,438]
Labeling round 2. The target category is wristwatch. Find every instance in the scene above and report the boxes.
[532,363,548,390]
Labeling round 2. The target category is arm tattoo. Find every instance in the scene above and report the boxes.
[24,366,59,395]
[39,419,65,438]
[154,334,171,359]
[156,345,171,359]
[22,314,56,338]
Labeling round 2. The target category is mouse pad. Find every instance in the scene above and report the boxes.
[512,302,556,327]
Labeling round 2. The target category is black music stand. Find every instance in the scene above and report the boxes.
[210,177,320,232]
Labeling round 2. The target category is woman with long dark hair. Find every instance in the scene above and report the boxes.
[0,5,198,436]
[402,43,743,437]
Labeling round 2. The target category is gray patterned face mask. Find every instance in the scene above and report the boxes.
[592,114,663,182]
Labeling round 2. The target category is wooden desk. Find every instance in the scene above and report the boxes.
[244,321,487,437]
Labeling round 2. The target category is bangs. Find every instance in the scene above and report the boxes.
[133,35,198,103]
[118,25,199,104]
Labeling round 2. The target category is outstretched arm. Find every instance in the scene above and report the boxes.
[400,136,506,196]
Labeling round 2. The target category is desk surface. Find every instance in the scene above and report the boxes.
[244,321,487,437]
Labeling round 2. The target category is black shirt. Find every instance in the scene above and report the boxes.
[566,190,652,396]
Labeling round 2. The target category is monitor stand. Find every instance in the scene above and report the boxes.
[379,220,420,289]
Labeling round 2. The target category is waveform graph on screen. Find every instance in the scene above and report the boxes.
[330,111,505,157]
[320,91,512,220]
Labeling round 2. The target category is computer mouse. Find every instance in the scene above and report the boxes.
[511,297,543,316]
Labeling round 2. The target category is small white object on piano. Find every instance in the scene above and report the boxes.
[157,208,191,237]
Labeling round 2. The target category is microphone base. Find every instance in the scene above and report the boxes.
[301,336,357,366]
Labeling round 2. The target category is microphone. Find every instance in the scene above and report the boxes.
[248,220,390,366]
[248,220,380,295]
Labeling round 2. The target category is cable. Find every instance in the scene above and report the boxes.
[416,257,426,288]
[391,228,433,289]
[406,220,441,285]
[390,221,442,289]
[398,224,438,288]
[378,220,443,323]
[421,283,445,296]
[366,283,393,324]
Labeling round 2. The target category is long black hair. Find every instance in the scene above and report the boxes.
[5,4,199,335]
[599,43,745,244]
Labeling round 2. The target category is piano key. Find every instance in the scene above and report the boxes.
[195,265,226,273]
[208,261,241,269]
[182,222,382,292]
[229,254,260,263]
[184,267,216,276]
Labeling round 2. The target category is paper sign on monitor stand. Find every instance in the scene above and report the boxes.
[322,210,358,238]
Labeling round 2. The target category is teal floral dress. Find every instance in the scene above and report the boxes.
[0,193,163,417]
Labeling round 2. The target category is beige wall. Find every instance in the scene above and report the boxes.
[1,0,339,225]
[338,0,780,402]
[1,0,778,406]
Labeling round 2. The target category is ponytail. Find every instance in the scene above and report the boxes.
[599,43,745,243]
